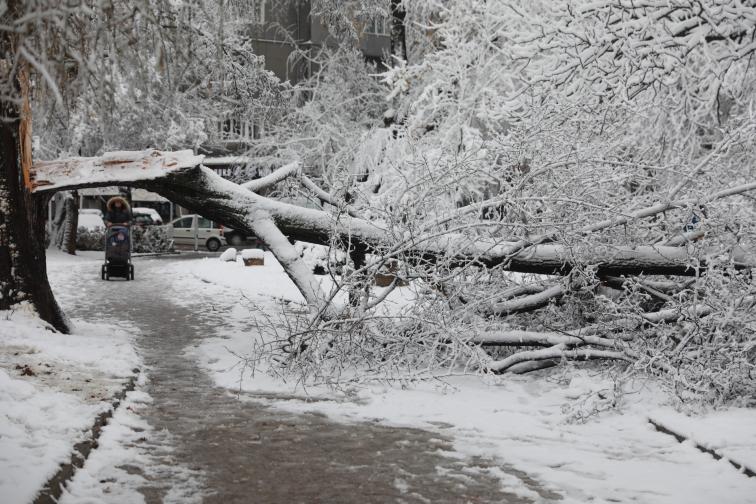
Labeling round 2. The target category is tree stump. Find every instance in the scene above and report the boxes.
[242,248,264,266]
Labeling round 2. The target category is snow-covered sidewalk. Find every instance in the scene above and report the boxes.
[166,251,756,504]
[0,251,140,503]
[4,249,755,503]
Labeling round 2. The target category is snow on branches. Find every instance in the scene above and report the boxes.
[14,0,756,403]
[260,0,756,402]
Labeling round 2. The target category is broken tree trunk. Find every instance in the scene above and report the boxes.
[31,155,756,278]
[0,11,68,331]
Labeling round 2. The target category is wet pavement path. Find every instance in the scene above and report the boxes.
[61,256,552,503]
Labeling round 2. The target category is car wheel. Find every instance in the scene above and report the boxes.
[206,237,221,252]
[228,234,244,246]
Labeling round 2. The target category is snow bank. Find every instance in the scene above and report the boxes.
[0,368,102,504]
[219,247,237,262]
[0,308,140,503]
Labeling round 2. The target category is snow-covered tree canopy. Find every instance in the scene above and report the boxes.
[7,0,286,158]
[255,0,756,402]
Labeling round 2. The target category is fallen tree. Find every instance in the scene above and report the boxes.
[23,149,755,403]
[32,152,756,279]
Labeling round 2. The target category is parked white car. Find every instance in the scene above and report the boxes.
[79,208,103,218]
[168,214,226,251]
[78,209,105,231]
[132,207,163,225]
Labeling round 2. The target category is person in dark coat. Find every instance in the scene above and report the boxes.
[104,196,132,226]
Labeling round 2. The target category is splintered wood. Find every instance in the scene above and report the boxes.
[29,149,204,192]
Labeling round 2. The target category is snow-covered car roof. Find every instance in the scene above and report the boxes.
[132,207,163,223]
[79,208,103,216]
[78,213,105,231]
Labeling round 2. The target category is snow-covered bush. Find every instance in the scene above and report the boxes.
[76,226,173,254]
[132,226,173,254]
[247,0,756,406]
[75,228,106,251]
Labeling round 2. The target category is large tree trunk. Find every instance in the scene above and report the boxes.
[0,11,69,331]
[33,158,756,278]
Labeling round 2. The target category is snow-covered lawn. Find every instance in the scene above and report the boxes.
[166,251,756,504]
[0,251,140,503]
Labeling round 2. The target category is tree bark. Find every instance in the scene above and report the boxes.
[0,5,69,331]
[390,0,408,62]
[61,191,78,255]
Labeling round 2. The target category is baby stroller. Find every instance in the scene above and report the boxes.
[101,225,134,281]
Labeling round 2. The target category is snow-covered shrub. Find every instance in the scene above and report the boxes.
[248,0,756,406]
[76,226,173,253]
[131,226,173,253]
[76,228,105,251]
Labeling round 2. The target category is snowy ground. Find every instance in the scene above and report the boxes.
[3,249,756,503]
[165,250,756,504]
[0,252,140,503]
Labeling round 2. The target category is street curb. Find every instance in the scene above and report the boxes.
[132,251,180,257]
[33,369,141,504]
[648,417,756,478]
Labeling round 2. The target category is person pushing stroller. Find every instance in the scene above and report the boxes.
[102,196,134,280]
[104,196,132,227]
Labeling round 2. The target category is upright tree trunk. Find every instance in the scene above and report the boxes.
[61,191,79,255]
[390,0,407,62]
[0,1,69,332]
[52,192,67,249]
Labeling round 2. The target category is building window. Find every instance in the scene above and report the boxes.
[216,115,263,142]
[365,16,389,36]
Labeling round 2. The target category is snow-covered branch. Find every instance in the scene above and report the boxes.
[241,161,301,192]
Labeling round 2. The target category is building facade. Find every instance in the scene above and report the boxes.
[248,1,391,83]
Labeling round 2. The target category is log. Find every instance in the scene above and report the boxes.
[479,284,565,316]
[31,155,756,278]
